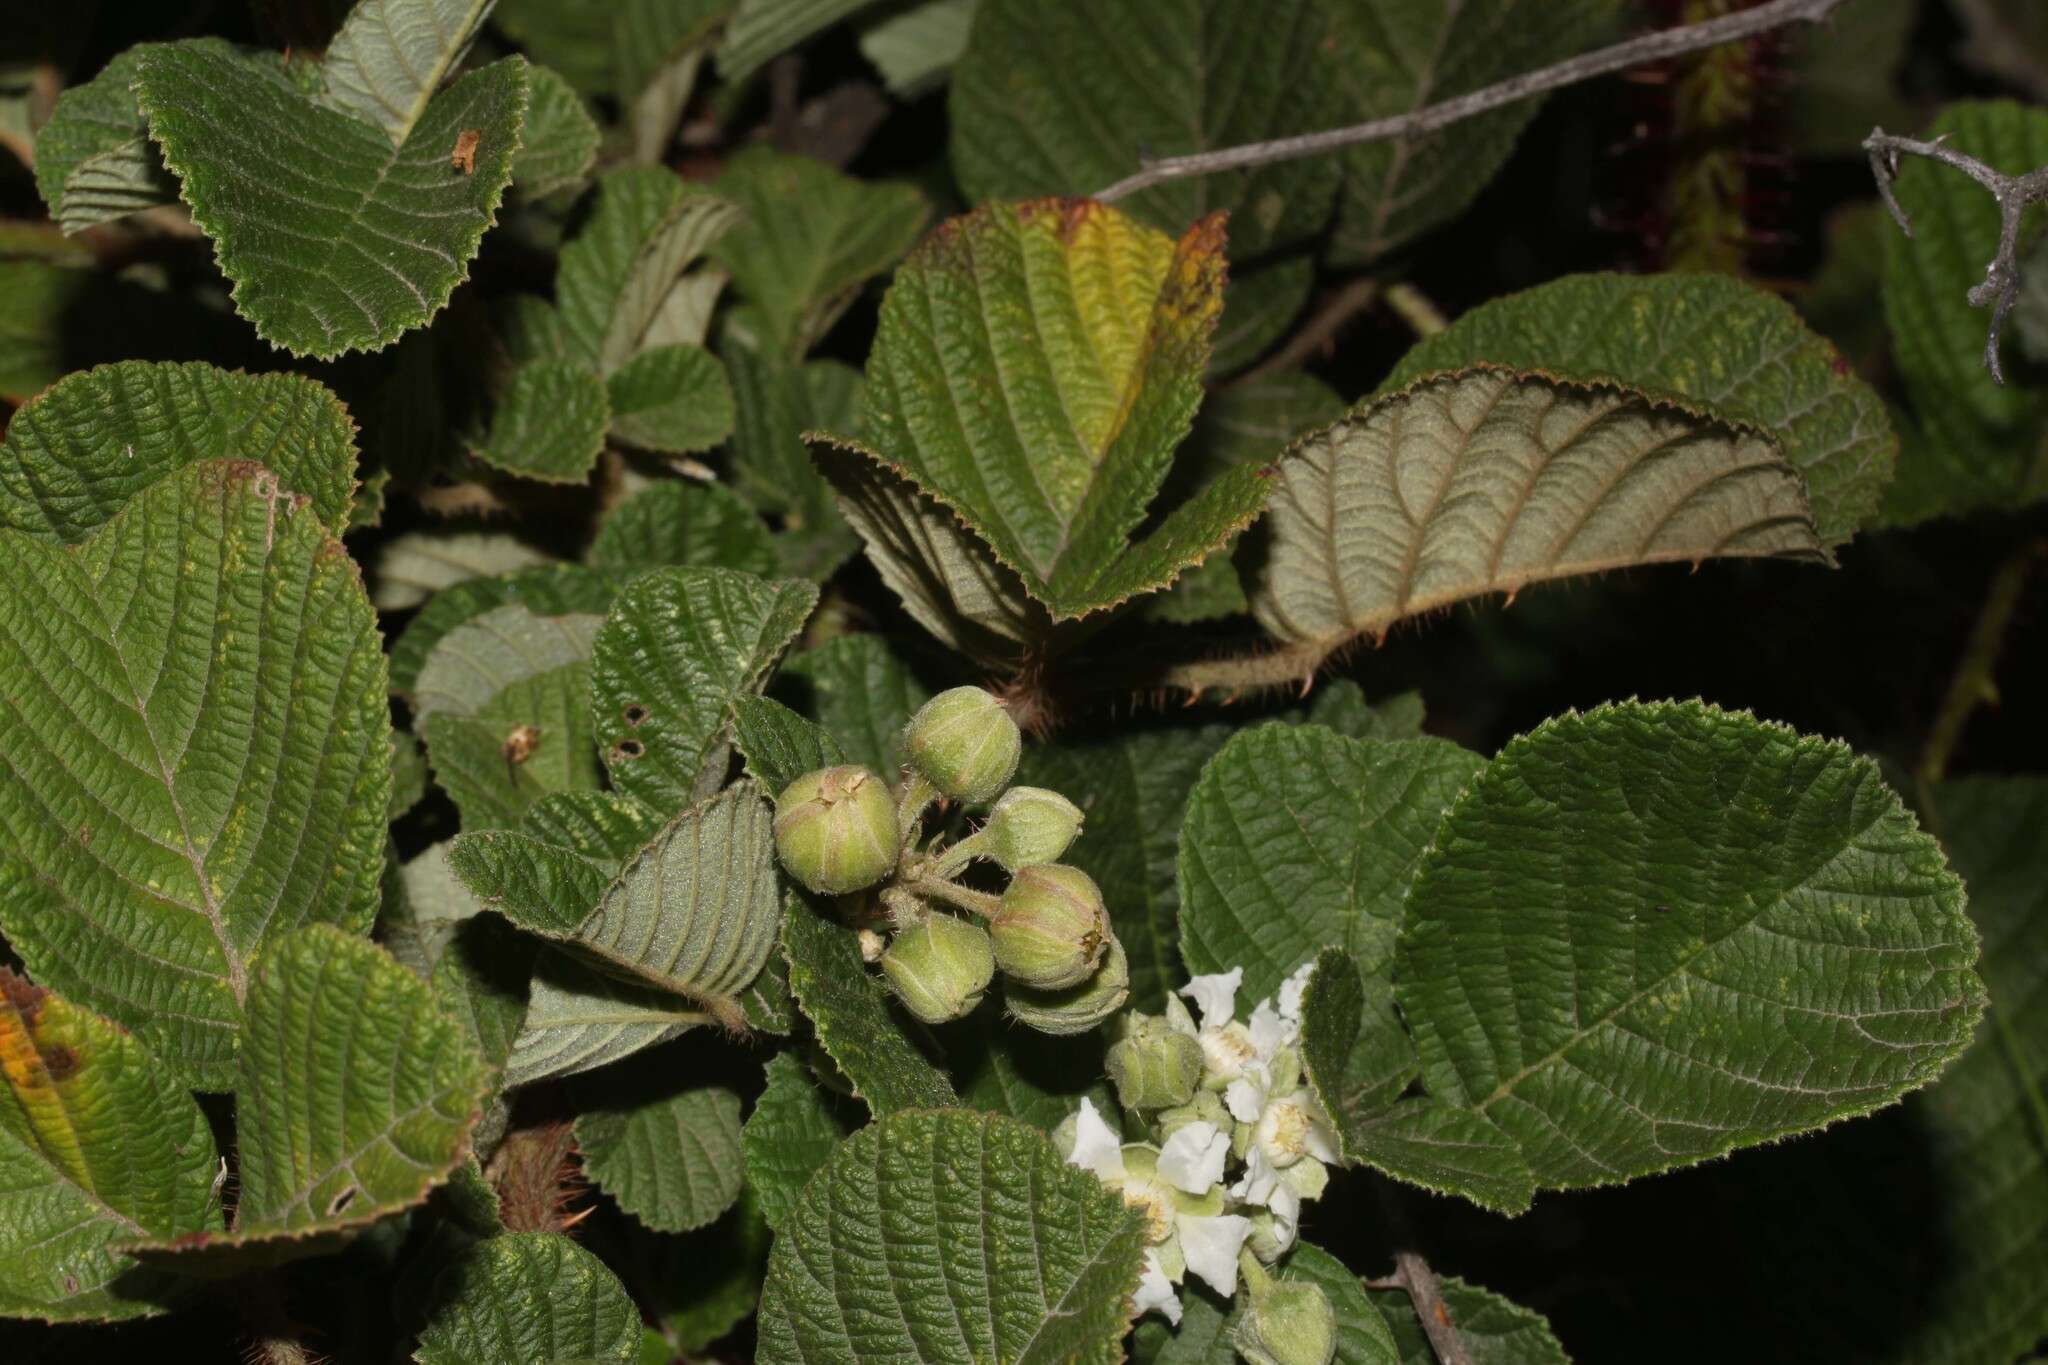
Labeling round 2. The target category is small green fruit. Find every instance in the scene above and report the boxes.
[982,786,1084,869]
[905,686,1021,804]
[1006,935,1130,1035]
[1232,1266,1337,1365]
[773,765,900,894]
[881,913,995,1024]
[991,863,1108,989]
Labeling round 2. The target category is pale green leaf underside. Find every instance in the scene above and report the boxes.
[319,0,495,144]
[414,1231,640,1365]
[371,531,554,612]
[588,480,779,580]
[743,1052,856,1232]
[859,0,974,96]
[756,1109,1150,1365]
[421,660,602,828]
[0,460,389,1088]
[504,952,713,1089]
[136,44,528,359]
[0,360,359,543]
[1250,369,1826,658]
[447,791,665,940]
[1399,700,1986,1191]
[31,46,183,232]
[388,563,614,695]
[781,897,956,1115]
[414,603,603,720]
[1371,1276,1569,1365]
[717,0,876,84]
[474,359,611,484]
[575,1086,743,1233]
[1381,272,1896,544]
[557,166,741,374]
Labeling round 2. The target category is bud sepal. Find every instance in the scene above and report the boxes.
[880,912,995,1024]
[773,765,900,895]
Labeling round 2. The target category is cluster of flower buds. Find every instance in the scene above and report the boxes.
[770,686,1129,1033]
[1057,964,1339,1364]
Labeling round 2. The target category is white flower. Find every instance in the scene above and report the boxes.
[1277,959,1316,1024]
[1176,969,1261,1085]
[1157,1119,1229,1194]
[1133,1251,1181,1325]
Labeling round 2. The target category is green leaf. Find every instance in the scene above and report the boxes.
[755,1109,1150,1365]
[389,563,615,695]
[31,47,180,232]
[505,952,718,1089]
[1255,1242,1401,1365]
[1209,258,1314,378]
[605,343,735,454]
[1302,681,1425,742]
[1337,1096,1533,1216]
[717,0,878,85]
[0,972,218,1323]
[390,734,430,820]
[589,565,817,812]
[859,0,975,97]
[637,1195,773,1353]
[949,0,1344,259]
[430,916,533,1078]
[1248,370,1826,667]
[851,199,1268,620]
[385,841,488,976]
[557,167,741,374]
[953,1015,1117,1133]
[1178,725,1483,1005]
[775,633,930,779]
[0,262,89,402]
[494,0,617,95]
[0,460,389,1088]
[575,1086,743,1233]
[126,926,486,1259]
[1324,1,1619,267]
[1296,947,1418,1132]
[710,147,927,358]
[616,0,732,166]
[473,359,610,484]
[781,896,956,1115]
[725,346,861,552]
[1020,722,1234,1012]
[0,360,359,542]
[318,0,494,145]
[744,1053,858,1232]
[1398,700,1986,1192]
[730,695,848,794]
[1370,1276,1569,1365]
[1380,272,1897,545]
[414,603,603,720]
[589,480,778,579]
[415,1231,640,1365]
[372,531,555,612]
[135,44,529,359]
[447,791,666,939]
[510,62,600,196]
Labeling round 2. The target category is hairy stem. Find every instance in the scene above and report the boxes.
[1095,0,1848,203]
[911,874,1003,919]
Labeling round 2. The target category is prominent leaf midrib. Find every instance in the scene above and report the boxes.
[327,0,492,144]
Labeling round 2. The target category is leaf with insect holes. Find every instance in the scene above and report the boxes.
[0,460,389,1089]
[0,971,220,1323]
[1248,369,1827,667]
[849,198,1269,621]
[415,1231,640,1365]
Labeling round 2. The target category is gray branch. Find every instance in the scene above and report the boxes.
[1095,0,1849,204]
[1864,128,2048,386]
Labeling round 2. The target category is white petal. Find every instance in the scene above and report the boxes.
[1133,1249,1182,1325]
[1176,1212,1253,1298]
[1263,1181,1301,1256]
[1247,999,1291,1058]
[1278,960,1316,1023]
[1156,1122,1229,1195]
[1224,1077,1265,1125]
[1067,1098,1125,1181]
[1230,1145,1282,1206]
[1304,1118,1339,1165]
[1179,968,1242,1031]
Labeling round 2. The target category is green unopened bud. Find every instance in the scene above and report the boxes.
[773,765,900,894]
[905,686,1021,804]
[881,913,994,1024]
[1232,1261,1337,1365]
[1006,935,1130,1035]
[1155,1088,1230,1143]
[991,864,1109,989]
[982,787,1084,870]
[1105,1014,1205,1111]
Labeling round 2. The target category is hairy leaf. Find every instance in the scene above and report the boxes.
[1398,700,1986,1191]
[473,359,610,483]
[1296,947,1418,1134]
[781,897,955,1114]
[1370,1277,1569,1365]
[415,1231,640,1365]
[447,791,666,938]
[1249,370,1826,662]
[0,460,388,1088]
[504,952,717,1089]
[429,916,533,1078]
[606,343,735,454]
[575,1086,743,1233]
[1255,1242,1401,1365]
[413,604,602,720]
[510,63,600,195]
[319,0,495,144]
[756,1109,1149,1365]
[743,1053,858,1234]
[135,44,528,358]
[731,695,848,795]
[0,972,217,1322]
[776,634,930,779]
[588,480,778,579]
[31,47,180,232]
[372,531,554,612]
[389,563,614,695]
[1382,272,1896,544]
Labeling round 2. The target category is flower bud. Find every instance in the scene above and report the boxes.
[1232,1265,1337,1365]
[905,686,1020,804]
[1106,1014,1206,1111]
[1006,935,1130,1035]
[881,913,994,1024]
[773,765,900,894]
[982,787,1084,870]
[991,864,1108,989]
[1155,1088,1230,1144]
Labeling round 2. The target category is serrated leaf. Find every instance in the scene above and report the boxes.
[447,791,666,938]
[558,167,741,374]
[589,565,817,812]
[574,1085,742,1233]
[1178,726,1483,1005]
[389,840,491,975]
[1370,1276,1569,1365]
[510,62,600,195]
[743,1052,858,1232]
[589,480,778,579]
[756,1109,1150,1365]
[473,359,610,483]
[31,47,181,232]
[318,0,495,145]
[606,343,734,454]
[710,147,927,358]
[953,1015,1117,1133]
[859,0,974,96]
[136,44,528,359]
[0,460,388,1088]
[1302,681,1426,742]
[1249,369,1827,664]
[430,915,534,1077]
[414,1231,640,1365]
[0,360,359,542]
[1398,700,1986,1192]
[730,695,848,794]
[852,198,1269,620]
[1381,272,1897,545]
[389,563,615,695]
[776,634,930,778]
[414,604,603,720]
[1341,1097,1534,1216]
[504,952,717,1088]
[1020,722,1234,1012]
[372,531,555,612]
[1325,1,1619,267]
[716,0,877,85]
[781,897,955,1115]
[123,926,485,1262]
[0,971,218,1322]
[1296,947,1419,1133]
[1247,1242,1401,1365]
[949,0,1344,259]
